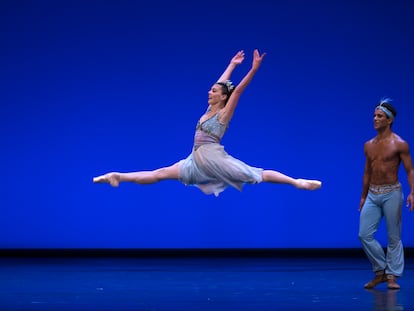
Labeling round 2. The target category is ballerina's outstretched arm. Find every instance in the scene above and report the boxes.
[219,49,266,125]
[216,50,245,83]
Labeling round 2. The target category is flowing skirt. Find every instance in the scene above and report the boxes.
[178,143,263,196]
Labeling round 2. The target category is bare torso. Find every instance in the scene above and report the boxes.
[365,132,404,185]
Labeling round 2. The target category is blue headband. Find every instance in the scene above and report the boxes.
[376,105,394,119]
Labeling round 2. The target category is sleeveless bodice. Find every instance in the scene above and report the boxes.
[178,108,263,196]
[194,113,227,148]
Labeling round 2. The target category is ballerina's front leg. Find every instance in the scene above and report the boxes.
[93,163,180,187]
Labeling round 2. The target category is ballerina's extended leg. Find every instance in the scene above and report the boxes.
[93,164,180,187]
[262,170,322,190]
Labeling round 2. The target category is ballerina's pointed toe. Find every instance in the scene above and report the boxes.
[310,180,322,190]
[297,179,322,190]
[93,173,120,187]
[93,176,105,183]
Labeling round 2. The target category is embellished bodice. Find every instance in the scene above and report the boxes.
[194,111,227,148]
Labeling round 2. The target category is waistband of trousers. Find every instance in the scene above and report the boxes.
[369,182,401,195]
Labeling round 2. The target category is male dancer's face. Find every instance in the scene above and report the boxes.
[373,109,391,131]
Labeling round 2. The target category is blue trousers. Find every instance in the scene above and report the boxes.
[359,184,404,277]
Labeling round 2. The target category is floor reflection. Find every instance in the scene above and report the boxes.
[366,289,404,311]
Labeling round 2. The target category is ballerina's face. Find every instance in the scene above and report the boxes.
[207,84,227,106]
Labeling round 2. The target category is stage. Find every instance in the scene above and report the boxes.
[0,250,413,310]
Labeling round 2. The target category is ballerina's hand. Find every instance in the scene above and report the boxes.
[252,49,266,69]
[231,50,245,65]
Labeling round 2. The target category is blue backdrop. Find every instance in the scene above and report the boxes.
[2,0,414,249]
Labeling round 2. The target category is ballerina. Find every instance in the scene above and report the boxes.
[93,49,322,196]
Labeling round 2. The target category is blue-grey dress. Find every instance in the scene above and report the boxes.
[178,109,263,196]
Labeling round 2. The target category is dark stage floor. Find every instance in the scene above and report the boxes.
[0,254,413,311]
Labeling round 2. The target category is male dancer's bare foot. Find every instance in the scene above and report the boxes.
[93,173,120,187]
[295,179,322,190]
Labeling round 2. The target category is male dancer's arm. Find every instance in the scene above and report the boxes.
[359,143,372,212]
[400,141,414,211]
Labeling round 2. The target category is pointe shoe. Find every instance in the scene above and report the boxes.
[93,176,105,183]
[364,273,386,289]
[386,274,401,290]
[296,179,322,190]
[93,173,120,187]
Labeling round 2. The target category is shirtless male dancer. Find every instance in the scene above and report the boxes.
[359,98,414,290]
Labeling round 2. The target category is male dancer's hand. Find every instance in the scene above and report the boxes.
[359,197,366,212]
[407,193,414,212]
